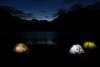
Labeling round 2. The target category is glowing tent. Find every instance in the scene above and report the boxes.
[69,44,85,54]
[83,42,97,49]
[14,43,29,54]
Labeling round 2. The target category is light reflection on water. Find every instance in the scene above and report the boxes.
[16,31,59,45]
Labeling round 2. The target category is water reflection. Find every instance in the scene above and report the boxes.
[36,40,55,45]
[16,31,59,45]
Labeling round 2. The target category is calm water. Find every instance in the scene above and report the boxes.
[16,31,60,45]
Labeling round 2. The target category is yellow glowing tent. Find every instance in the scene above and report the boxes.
[14,43,29,53]
[83,42,97,49]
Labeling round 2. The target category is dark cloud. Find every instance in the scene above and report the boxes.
[45,16,49,18]
[0,0,100,21]
[0,5,34,18]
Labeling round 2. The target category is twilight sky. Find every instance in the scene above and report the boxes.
[0,0,99,21]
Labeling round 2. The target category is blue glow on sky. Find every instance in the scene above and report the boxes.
[0,0,99,21]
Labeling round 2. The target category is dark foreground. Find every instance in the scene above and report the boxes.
[0,32,99,66]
